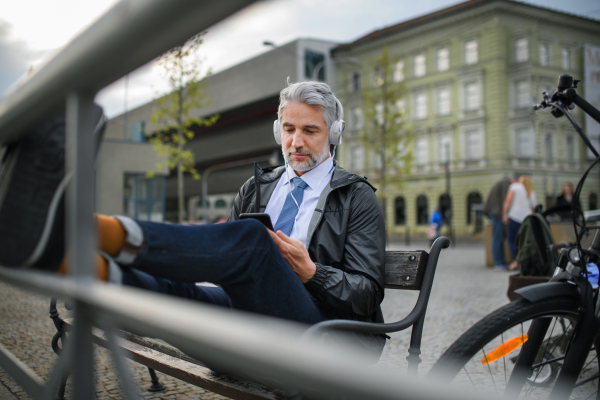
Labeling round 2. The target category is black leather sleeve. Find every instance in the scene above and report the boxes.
[227,177,253,222]
[304,183,385,317]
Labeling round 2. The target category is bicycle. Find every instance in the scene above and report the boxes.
[428,74,600,399]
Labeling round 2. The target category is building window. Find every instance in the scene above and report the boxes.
[540,43,550,66]
[464,81,480,110]
[130,121,146,142]
[565,134,575,163]
[395,196,406,225]
[375,102,384,126]
[415,136,429,166]
[515,37,529,63]
[439,133,452,163]
[395,99,406,115]
[515,127,535,158]
[352,72,361,92]
[416,195,429,225]
[464,128,482,160]
[349,145,364,172]
[436,47,449,72]
[374,66,383,87]
[439,193,452,224]
[371,149,382,170]
[123,175,165,222]
[436,86,451,116]
[352,107,363,129]
[590,193,598,211]
[305,49,325,81]
[515,79,530,108]
[544,133,554,162]
[466,192,483,225]
[393,60,404,82]
[414,53,426,77]
[562,47,571,70]
[197,198,210,208]
[414,91,428,119]
[214,199,227,208]
[464,39,478,65]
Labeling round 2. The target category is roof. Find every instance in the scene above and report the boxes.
[332,0,599,53]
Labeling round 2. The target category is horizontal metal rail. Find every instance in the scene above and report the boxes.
[0,267,477,400]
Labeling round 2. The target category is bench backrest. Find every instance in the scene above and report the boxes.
[384,250,429,290]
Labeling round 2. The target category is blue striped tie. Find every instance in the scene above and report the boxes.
[274,177,308,236]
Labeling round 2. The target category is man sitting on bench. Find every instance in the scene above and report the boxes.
[0,81,386,359]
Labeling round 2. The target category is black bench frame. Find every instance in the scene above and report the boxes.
[48,236,449,399]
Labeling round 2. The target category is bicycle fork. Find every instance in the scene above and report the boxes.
[505,280,600,399]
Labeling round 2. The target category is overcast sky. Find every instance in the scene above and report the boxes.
[1,0,599,118]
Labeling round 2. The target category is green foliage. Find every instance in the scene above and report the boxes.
[361,45,413,196]
[147,32,219,180]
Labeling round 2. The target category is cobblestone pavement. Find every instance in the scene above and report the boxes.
[0,241,512,399]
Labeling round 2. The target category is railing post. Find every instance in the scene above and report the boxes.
[65,91,98,399]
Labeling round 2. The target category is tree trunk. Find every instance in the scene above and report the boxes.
[177,85,184,224]
[177,129,184,224]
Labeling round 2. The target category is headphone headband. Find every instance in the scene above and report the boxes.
[273,99,345,146]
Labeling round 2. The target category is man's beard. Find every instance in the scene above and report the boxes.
[283,142,330,172]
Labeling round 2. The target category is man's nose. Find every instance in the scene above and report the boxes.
[291,131,304,148]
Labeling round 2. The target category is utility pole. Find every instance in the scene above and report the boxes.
[445,143,454,246]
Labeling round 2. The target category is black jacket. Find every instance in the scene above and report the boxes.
[228,162,386,325]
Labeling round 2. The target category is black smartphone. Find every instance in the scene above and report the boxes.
[239,213,274,231]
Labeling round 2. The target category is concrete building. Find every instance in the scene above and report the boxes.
[332,0,600,238]
[100,38,338,222]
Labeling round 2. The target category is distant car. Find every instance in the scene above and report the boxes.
[585,210,600,223]
[214,217,228,224]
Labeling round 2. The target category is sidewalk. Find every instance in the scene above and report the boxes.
[0,241,510,399]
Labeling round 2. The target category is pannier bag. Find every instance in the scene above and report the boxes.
[515,213,555,277]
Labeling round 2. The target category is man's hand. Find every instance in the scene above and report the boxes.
[268,229,316,283]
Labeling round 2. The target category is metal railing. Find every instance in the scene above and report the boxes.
[0,1,476,399]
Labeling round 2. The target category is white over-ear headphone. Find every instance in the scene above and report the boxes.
[274,98,345,146]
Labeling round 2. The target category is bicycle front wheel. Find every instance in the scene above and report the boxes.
[429,297,600,399]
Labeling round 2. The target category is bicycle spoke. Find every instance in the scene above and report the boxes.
[524,317,559,397]
[481,347,499,395]
[462,366,475,389]
[546,318,574,359]
[581,354,598,375]
[502,332,507,385]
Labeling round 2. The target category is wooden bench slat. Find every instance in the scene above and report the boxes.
[384,250,428,290]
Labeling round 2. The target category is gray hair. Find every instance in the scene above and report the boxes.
[277,80,343,133]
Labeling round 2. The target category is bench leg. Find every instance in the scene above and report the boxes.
[147,367,165,392]
[406,316,425,376]
[56,376,67,400]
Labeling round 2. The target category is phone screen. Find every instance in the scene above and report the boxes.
[239,213,274,231]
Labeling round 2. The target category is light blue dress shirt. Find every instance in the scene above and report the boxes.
[264,157,334,247]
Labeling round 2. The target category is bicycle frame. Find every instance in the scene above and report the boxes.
[504,74,600,399]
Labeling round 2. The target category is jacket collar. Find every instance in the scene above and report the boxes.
[256,161,376,192]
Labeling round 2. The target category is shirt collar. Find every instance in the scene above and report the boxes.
[284,156,334,190]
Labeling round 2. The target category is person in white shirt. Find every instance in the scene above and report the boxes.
[503,175,537,270]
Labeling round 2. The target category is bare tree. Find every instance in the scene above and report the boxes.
[148,32,218,223]
[361,45,413,239]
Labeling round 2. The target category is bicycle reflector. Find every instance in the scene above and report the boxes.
[481,335,529,365]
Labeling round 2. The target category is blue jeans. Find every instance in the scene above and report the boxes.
[489,215,505,266]
[122,219,324,325]
[507,219,522,260]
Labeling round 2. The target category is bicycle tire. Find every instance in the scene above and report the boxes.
[429,297,600,399]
